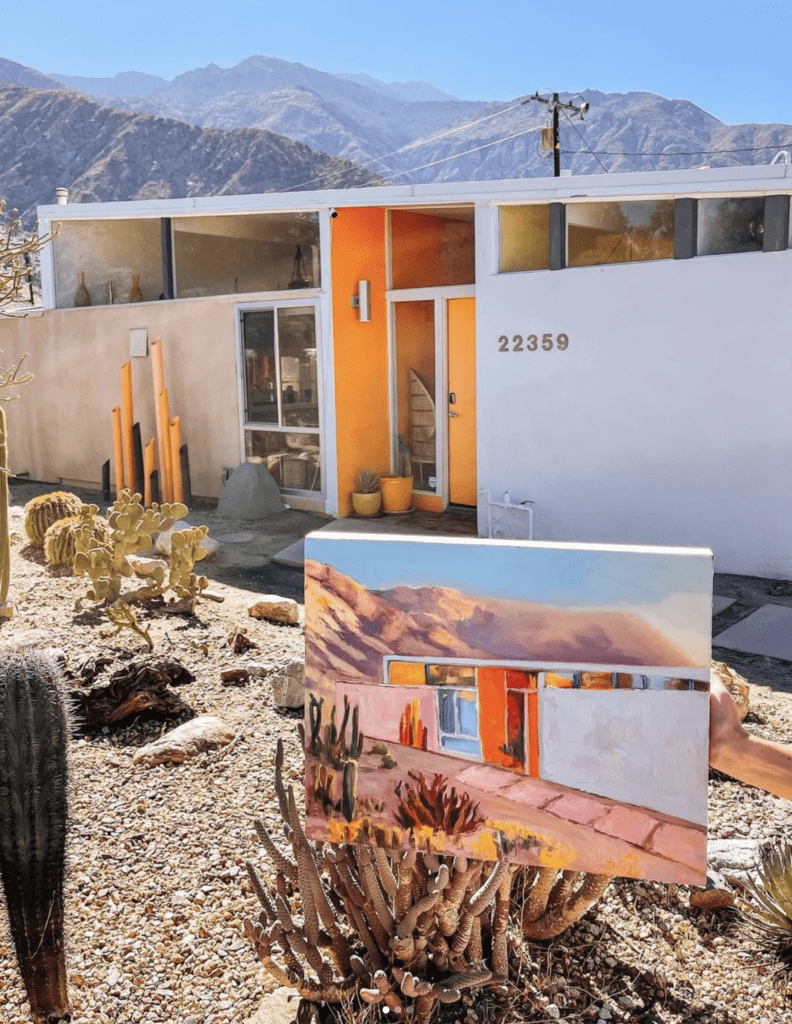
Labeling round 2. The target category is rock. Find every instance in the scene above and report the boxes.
[247,661,275,677]
[216,462,284,520]
[128,554,169,577]
[132,716,235,766]
[155,523,219,561]
[221,667,249,686]
[248,595,300,625]
[270,659,305,708]
[712,660,750,721]
[245,986,301,1024]
[708,838,763,884]
[690,885,735,910]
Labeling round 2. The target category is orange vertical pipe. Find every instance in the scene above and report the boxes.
[169,416,183,503]
[158,388,173,502]
[143,439,156,507]
[111,406,124,497]
[151,338,173,502]
[120,361,135,492]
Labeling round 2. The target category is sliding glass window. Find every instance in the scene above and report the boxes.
[241,305,321,493]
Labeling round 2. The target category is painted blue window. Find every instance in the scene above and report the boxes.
[438,688,481,758]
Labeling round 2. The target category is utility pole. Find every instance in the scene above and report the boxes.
[522,92,590,176]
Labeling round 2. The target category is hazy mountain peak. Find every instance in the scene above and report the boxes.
[0,56,59,90]
[334,72,459,103]
[48,69,170,97]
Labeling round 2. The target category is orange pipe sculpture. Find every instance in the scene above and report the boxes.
[111,406,124,497]
[157,388,173,503]
[170,416,183,503]
[151,339,173,502]
[120,362,135,492]
[143,439,156,507]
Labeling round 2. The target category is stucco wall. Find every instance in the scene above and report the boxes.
[475,203,792,578]
[539,689,709,824]
[0,297,243,498]
[335,681,440,750]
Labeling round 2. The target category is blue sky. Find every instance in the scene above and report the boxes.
[5,1,792,125]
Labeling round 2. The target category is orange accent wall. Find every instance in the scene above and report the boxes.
[331,208,391,516]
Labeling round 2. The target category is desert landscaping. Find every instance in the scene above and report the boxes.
[0,481,789,1024]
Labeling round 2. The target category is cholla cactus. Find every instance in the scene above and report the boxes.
[23,491,83,547]
[73,491,187,603]
[44,513,110,567]
[168,527,209,603]
[0,648,71,1023]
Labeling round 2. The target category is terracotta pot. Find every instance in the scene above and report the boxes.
[380,476,413,512]
[351,491,381,516]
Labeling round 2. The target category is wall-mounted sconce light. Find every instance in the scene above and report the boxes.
[351,280,371,322]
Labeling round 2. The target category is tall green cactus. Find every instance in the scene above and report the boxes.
[0,649,71,1023]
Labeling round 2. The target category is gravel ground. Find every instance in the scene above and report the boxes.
[0,489,790,1024]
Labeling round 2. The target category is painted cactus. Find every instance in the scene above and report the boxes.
[0,648,71,1023]
[23,492,83,548]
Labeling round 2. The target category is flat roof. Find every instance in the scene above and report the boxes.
[38,163,792,221]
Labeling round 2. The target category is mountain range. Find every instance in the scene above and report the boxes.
[1,53,792,225]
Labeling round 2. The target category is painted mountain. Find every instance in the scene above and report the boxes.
[305,558,695,702]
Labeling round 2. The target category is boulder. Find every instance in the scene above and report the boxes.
[216,462,284,520]
[270,660,305,708]
[155,524,219,561]
[128,554,169,577]
[245,987,301,1024]
[248,595,300,625]
[708,837,763,884]
[132,716,235,766]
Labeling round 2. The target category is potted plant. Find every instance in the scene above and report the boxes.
[380,436,413,513]
[351,468,381,516]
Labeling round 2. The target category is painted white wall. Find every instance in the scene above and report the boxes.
[539,689,709,824]
[476,208,792,578]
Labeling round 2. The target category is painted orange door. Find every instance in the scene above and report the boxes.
[447,297,477,506]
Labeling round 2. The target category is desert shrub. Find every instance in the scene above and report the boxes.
[739,838,792,961]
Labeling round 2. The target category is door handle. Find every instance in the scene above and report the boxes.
[448,410,459,418]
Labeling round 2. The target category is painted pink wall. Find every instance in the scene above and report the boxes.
[336,682,439,751]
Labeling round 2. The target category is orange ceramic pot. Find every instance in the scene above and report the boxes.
[380,476,413,512]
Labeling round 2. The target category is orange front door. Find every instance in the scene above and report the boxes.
[447,297,477,506]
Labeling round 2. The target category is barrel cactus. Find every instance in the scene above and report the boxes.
[44,513,110,568]
[0,648,71,1023]
[23,492,83,548]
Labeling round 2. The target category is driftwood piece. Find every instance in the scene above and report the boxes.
[68,655,195,730]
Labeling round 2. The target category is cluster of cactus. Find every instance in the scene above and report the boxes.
[44,513,111,567]
[246,738,612,1023]
[73,491,188,603]
[308,694,364,768]
[23,491,83,547]
[0,648,71,1023]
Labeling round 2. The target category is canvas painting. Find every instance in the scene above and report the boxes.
[304,533,713,885]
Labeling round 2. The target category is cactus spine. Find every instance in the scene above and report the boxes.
[0,649,71,1023]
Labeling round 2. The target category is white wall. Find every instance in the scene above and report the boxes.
[475,204,792,578]
[539,689,709,824]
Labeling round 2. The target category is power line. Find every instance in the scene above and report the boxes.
[282,99,526,193]
[521,92,590,175]
[560,108,609,173]
[384,125,543,180]
[562,142,792,157]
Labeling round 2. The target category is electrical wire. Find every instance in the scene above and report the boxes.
[384,124,544,180]
[562,142,792,157]
[282,99,527,193]
[561,108,609,173]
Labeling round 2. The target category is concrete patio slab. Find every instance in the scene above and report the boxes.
[714,603,792,660]
[271,537,305,567]
[712,595,735,615]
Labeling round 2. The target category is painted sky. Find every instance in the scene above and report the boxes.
[5,1,792,126]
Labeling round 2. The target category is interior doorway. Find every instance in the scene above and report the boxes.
[390,294,476,508]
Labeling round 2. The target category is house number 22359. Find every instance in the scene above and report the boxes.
[498,333,569,352]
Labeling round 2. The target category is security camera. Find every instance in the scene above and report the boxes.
[579,101,590,116]
[329,207,338,218]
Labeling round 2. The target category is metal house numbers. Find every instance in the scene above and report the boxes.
[498,333,569,352]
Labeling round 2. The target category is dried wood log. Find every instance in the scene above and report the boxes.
[67,655,195,729]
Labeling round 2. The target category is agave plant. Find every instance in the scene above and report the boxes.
[739,839,792,960]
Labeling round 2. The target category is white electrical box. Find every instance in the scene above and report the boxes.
[129,328,149,358]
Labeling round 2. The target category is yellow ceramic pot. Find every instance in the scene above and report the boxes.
[380,476,413,512]
[351,491,382,516]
